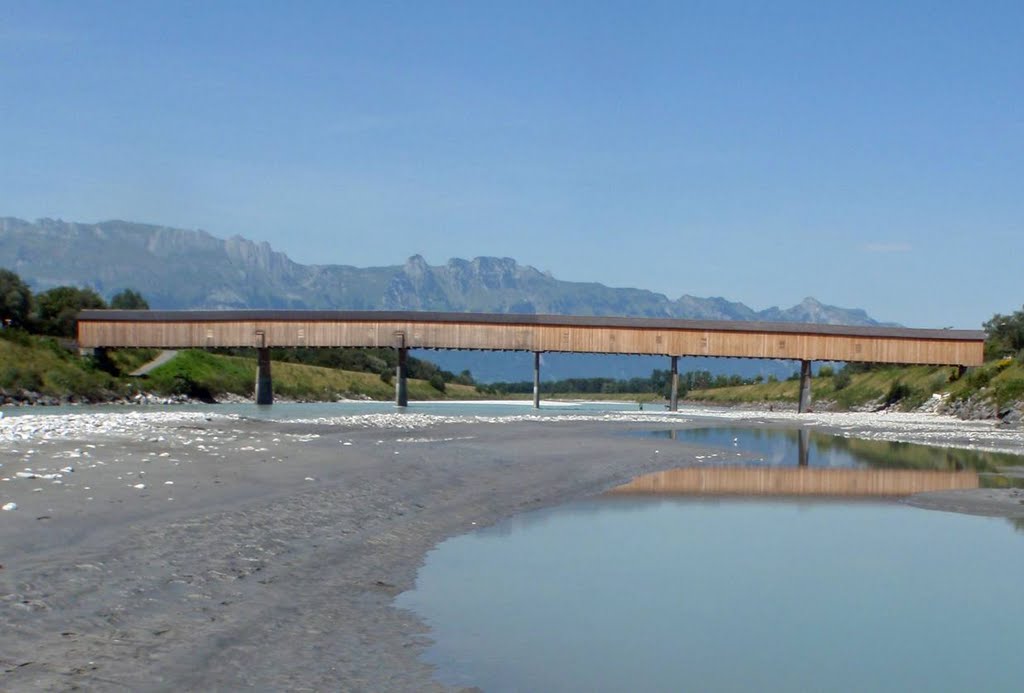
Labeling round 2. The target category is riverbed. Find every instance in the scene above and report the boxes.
[1,402,1022,690]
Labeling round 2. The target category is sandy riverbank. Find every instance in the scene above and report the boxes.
[1,407,1022,690]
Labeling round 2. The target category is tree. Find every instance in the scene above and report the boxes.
[110,288,149,310]
[0,268,32,328]
[984,306,1024,358]
[34,286,107,337]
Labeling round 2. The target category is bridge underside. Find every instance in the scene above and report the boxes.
[77,310,986,410]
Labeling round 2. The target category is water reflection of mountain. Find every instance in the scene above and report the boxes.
[611,466,979,497]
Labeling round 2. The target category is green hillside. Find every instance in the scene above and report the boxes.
[142,349,484,402]
[0,332,484,404]
[686,358,1024,413]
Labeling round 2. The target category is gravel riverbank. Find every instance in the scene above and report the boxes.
[1,407,1022,690]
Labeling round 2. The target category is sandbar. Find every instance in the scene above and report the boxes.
[1,406,1021,690]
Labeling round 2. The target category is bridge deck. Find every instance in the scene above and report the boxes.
[78,310,986,366]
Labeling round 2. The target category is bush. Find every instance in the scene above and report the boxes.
[428,373,446,392]
[0,366,44,391]
[883,380,913,407]
[833,369,852,391]
[818,365,834,378]
[0,326,33,346]
[167,374,216,402]
[994,378,1024,407]
[966,368,992,389]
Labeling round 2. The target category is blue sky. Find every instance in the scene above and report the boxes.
[1,1,1020,328]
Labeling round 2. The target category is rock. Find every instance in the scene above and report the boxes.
[2,502,16,511]
[941,394,1001,421]
[998,404,1022,427]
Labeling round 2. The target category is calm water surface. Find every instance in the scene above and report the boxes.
[638,426,1024,471]
[398,428,1024,692]
[398,498,1024,692]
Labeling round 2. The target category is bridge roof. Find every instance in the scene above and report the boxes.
[77,310,986,342]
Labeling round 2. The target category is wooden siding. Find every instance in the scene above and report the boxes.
[77,311,986,366]
[609,467,980,497]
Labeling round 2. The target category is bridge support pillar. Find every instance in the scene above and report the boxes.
[395,347,408,407]
[798,359,812,413]
[255,347,273,405]
[533,351,541,409]
[669,355,679,412]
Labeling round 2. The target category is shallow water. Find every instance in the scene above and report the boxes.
[0,399,642,419]
[398,429,1024,691]
[398,498,1024,692]
[638,426,1024,471]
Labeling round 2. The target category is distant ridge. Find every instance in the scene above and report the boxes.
[0,217,892,326]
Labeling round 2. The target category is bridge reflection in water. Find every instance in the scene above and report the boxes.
[606,464,974,497]
[620,426,1017,496]
[610,465,979,497]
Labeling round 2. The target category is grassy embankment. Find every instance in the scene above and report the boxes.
[685,358,1024,412]
[0,332,484,402]
[0,331,143,400]
[143,349,484,401]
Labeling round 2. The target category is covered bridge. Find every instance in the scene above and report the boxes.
[77,310,986,411]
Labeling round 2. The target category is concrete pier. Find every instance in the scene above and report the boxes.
[395,347,408,407]
[669,355,679,412]
[798,428,810,466]
[255,347,273,405]
[533,351,541,409]
[798,359,812,413]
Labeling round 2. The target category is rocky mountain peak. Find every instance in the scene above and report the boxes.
[0,217,891,326]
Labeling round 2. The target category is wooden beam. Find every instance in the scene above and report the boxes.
[76,310,987,367]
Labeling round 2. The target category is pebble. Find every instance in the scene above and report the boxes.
[2,502,16,511]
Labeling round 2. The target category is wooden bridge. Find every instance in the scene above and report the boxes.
[77,310,986,410]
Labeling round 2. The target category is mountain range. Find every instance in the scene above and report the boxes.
[1,217,891,382]
[0,217,888,326]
